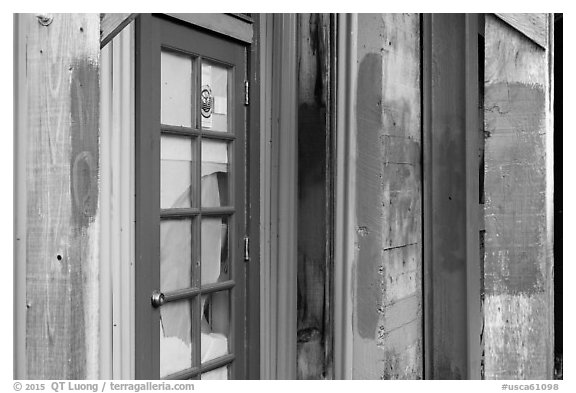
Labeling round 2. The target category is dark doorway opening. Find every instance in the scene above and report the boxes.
[553,12,563,381]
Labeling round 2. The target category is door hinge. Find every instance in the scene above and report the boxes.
[244,80,249,105]
[244,236,250,261]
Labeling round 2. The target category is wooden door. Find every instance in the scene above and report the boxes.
[135,14,249,380]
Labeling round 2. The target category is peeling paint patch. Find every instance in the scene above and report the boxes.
[355,51,384,340]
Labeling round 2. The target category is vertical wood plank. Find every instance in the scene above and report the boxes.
[353,13,422,379]
[483,14,553,380]
[24,13,101,379]
[296,13,334,380]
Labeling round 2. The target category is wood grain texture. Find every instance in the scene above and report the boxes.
[296,13,333,380]
[24,13,100,379]
[494,14,548,49]
[483,14,553,379]
[353,13,422,379]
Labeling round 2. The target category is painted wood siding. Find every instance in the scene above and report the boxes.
[20,13,101,379]
[483,14,554,379]
[353,14,422,379]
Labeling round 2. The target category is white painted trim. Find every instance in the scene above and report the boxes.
[100,30,113,379]
[334,13,357,381]
[100,23,136,380]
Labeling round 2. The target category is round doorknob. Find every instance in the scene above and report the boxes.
[151,290,165,308]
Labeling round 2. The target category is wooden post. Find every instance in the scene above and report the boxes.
[422,13,480,379]
[483,13,554,379]
[296,13,334,380]
[20,13,101,379]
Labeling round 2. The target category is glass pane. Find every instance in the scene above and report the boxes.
[161,218,198,291]
[161,135,197,209]
[160,298,199,378]
[201,62,228,132]
[201,366,229,380]
[201,217,229,285]
[161,51,194,127]
[201,140,229,207]
[201,291,230,363]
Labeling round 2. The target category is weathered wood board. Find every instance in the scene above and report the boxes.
[483,14,553,379]
[23,13,101,379]
[296,13,333,380]
[353,13,422,379]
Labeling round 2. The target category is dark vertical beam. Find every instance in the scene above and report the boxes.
[422,13,480,379]
[478,13,486,380]
[422,13,433,380]
[296,13,334,380]
[326,13,337,381]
